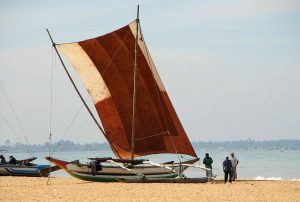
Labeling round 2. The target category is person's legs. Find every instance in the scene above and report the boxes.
[233,166,237,179]
[224,172,228,183]
[229,171,232,183]
[206,169,212,178]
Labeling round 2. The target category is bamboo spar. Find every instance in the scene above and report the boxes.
[107,160,145,178]
[45,29,120,158]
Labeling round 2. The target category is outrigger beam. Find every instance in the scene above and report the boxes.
[143,160,177,174]
[180,163,211,171]
[107,160,145,178]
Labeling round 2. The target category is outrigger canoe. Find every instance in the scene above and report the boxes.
[0,157,59,177]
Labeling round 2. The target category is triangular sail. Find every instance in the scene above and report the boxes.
[58,21,197,159]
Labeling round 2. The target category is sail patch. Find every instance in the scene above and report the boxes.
[58,43,111,103]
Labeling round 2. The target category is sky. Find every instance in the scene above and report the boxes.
[0,0,300,145]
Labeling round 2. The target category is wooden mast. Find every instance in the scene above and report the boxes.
[131,5,139,160]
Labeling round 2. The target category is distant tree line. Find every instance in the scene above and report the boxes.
[0,140,110,153]
[1,139,299,153]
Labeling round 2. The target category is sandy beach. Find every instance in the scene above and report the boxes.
[0,176,299,202]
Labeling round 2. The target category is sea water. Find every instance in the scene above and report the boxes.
[5,149,300,180]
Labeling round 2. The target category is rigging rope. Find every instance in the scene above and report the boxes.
[49,28,133,157]
[0,112,25,145]
[138,23,183,164]
[0,81,34,156]
[50,103,84,155]
[46,29,118,155]
[47,46,55,185]
[49,45,55,147]
[101,29,131,76]
[47,132,52,185]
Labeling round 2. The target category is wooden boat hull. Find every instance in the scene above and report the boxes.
[46,157,197,182]
[116,177,209,183]
[68,170,178,182]
[0,164,51,177]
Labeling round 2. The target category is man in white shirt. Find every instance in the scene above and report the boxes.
[230,152,239,180]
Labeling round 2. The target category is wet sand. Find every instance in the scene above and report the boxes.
[0,176,299,201]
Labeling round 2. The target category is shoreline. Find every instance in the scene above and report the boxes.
[48,174,300,182]
[1,176,299,201]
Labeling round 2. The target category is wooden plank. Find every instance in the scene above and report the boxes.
[143,160,176,173]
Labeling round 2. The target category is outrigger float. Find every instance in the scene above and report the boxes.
[46,5,212,183]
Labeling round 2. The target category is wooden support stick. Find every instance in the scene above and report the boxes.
[143,160,177,173]
[107,160,145,178]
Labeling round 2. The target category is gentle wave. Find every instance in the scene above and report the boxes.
[255,176,300,181]
[255,176,282,180]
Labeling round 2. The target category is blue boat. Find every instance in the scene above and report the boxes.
[0,163,51,177]
[0,157,59,177]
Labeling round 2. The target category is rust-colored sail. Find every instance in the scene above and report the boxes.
[58,21,197,159]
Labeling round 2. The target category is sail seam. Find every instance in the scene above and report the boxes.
[138,23,185,161]
[101,30,132,76]
[46,29,122,158]
[135,131,169,141]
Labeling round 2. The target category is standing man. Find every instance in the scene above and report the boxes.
[203,153,213,178]
[8,155,16,164]
[0,154,7,164]
[223,155,232,183]
[230,152,239,181]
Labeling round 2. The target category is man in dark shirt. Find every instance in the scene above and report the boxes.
[223,155,232,183]
[203,153,213,177]
[0,154,7,164]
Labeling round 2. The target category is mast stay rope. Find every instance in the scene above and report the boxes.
[47,45,56,185]
[138,23,185,164]
[0,81,34,156]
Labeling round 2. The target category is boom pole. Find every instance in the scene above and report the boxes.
[46,29,120,158]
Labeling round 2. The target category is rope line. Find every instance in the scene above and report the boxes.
[101,29,131,76]
[0,112,24,144]
[50,103,84,155]
[138,23,183,163]
[0,82,33,156]
[49,46,55,142]
[52,28,132,157]
[47,46,56,185]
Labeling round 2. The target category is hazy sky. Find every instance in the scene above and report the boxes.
[0,0,299,145]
